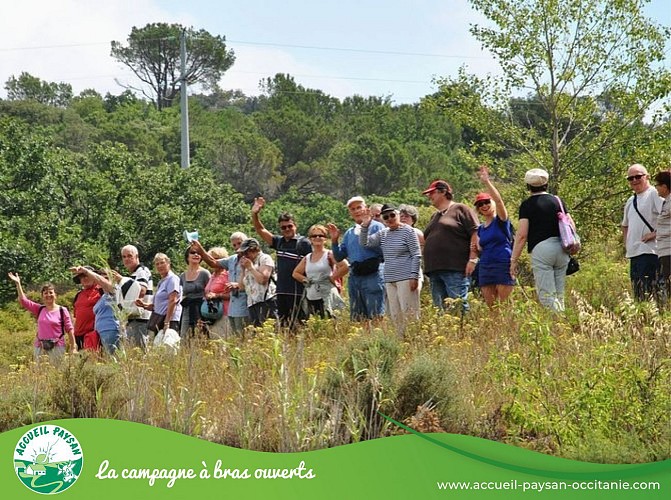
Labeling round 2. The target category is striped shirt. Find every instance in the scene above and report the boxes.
[359,224,421,283]
[130,264,153,320]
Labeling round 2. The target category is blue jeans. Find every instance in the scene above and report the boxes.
[98,329,120,355]
[429,270,471,313]
[348,271,385,320]
[630,254,660,302]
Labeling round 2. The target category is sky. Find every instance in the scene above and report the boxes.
[0,0,669,105]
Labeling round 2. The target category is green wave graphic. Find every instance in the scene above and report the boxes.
[379,412,671,480]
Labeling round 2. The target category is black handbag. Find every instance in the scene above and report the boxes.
[350,257,381,276]
[566,257,580,276]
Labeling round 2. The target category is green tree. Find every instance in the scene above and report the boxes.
[253,75,342,194]
[197,128,284,201]
[111,23,235,110]
[4,72,73,107]
[427,0,671,237]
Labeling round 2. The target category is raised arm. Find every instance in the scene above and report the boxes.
[328,223,348,261]
[8,272,26,300]
[358,211,381,248]
[478,165,508,221]
[188,240,220,269]
[251,197,274,245]
[69,266,115,294]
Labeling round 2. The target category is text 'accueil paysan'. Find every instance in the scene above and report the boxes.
[13,425,83,494]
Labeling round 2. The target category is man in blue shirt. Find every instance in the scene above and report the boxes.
[328,196,385,320]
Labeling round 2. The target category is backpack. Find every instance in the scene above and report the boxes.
[477,217,515,244]
[499,217,515,243]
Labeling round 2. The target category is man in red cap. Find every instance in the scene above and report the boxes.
[422,180,479,313]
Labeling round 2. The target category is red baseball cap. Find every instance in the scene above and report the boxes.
[422,180,452,195]
[474,192,492,204]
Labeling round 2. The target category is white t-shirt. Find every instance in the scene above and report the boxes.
[622,186,664,258]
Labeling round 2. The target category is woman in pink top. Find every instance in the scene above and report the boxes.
[8,272,76,362]
[204,247,231,315]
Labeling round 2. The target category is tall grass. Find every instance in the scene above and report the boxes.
[0,248,669,463]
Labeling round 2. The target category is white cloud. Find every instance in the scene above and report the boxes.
[0,0,503,103]
[0,0,191,97]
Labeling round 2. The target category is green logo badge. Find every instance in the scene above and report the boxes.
[13,425,83,494]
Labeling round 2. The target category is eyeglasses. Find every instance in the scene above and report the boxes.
[189,251,200,255]
[627,174,645,182]
[382,212,397,221]
[280,225,294,230]
[475,200,491,208]
[309,234,326,239]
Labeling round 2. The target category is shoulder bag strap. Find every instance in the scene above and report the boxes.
[36,305,46,341]
[554,195,567,214]
[632,195,655,232]
[59,306,65,339]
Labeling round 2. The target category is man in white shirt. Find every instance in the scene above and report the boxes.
[119,245,154,348]
[621,164,664,301]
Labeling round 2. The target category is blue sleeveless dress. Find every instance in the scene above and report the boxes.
[477,216,515,286]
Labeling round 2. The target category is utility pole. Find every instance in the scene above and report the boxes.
[180,28,190,168]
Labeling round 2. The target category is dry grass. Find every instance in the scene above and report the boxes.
[0,248,669,463]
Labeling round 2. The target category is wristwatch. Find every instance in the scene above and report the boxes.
[468,258,479,264]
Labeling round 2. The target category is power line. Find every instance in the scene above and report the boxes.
[0,41,109,52]
[0,37,491,61]
[224,70,432,85]
[226,39,493,60]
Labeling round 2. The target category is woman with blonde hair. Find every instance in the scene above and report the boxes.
[292,224,346,317]
[473,165,515,306]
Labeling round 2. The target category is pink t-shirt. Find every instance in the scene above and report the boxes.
[204,271,230,315]
[20,296,73,348]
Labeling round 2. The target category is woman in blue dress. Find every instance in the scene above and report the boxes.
[473,165,515,307]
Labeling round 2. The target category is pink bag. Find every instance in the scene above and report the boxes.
[556,197,581,255]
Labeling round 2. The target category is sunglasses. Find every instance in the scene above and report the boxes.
[189,251,200,255]
[280,224,294,230]
[475,200,491,208]
[382,212,397,221]
[309,234,326,239]
[627,174,645,182]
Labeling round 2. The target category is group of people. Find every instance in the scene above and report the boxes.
[9,163,670,361]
